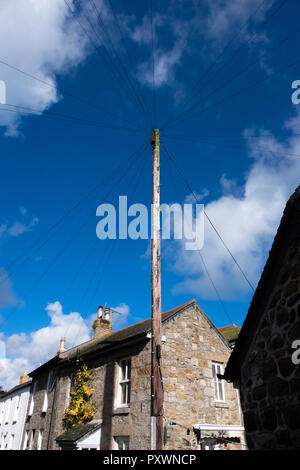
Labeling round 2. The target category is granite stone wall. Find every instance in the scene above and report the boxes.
[161,303,244,450]
[239,244,300,449]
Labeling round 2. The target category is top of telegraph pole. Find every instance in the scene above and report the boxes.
[150,129,160,147]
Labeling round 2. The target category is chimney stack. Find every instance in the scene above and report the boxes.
[57,337,66,355]
[92,305,112,339]
[19,372,28,385]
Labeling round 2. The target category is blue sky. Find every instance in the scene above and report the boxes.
[1,0,300,389]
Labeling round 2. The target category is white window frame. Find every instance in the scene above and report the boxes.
[78,445,100,450]
[23,430,29,450]
[116,358,131,408]
[37,429,43,450]
[66,373,75,408]
[28,381,37,416]
[4,398,11,424]
[212,362,225,402]
[0,402,4,425]
[29,429,35,450]
[13,395,21,423]
[0,433,5,449]
[42,372,52,413]
[113,436,129,450]
[8,434,14,450]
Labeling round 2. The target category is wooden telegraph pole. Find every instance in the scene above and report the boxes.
[150,129,163,450]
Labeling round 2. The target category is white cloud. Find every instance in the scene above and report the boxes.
[0,301,91,390]
[110,302,130,330]
[0,0,90,136]
[170,109,300,300]
[0,300,131,390]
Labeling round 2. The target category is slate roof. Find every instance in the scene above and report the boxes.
[30,299,197,375]
[59,299,197,361]
[224,184,300,381]
[0,380,31,399]
[29,297,234,377]
[56,421,101,443]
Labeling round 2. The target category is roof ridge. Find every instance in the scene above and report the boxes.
[218,323,237,329]
[62,299,197,356]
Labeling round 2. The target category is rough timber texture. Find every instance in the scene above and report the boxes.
[225,185,300,450]
[23,300,244,450]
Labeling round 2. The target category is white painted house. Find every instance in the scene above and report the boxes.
[0,373,31,450]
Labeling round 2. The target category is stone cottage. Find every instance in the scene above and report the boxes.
[224,184,300,450]
[22,299,245,450]
[0,373,31,450]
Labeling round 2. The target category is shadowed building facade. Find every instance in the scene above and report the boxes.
[224,185,300,450]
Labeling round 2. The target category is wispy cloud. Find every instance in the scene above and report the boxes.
[0,206,38,239]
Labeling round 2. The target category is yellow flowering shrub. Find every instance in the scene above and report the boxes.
[64,363,95,428]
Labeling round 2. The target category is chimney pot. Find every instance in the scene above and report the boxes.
[19,372,28,385]
[97,305,103,319]
[57,336,66,355]
[104,307,110,321]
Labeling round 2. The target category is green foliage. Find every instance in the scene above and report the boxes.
[64,363,95,428]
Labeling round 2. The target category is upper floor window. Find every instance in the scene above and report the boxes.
[28,380,37,416]
[66,373,75,408]
[13,395,21,422]
[0,402,4,425]
[37,429,43,450]
[42,372,52,413]
[117,358,131,407]
[212,362,225,402]
[4,398,11,424]
[8,434,14,450]
[114,436,129,450]
[23,430,29,450]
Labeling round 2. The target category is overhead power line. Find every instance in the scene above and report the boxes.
[2,142,147,327]
[0,57,143,131]
[164,57,300,129]
[165,20,300,128]
[63,0,149,128]
[162,0,268,129]
[87,0,153,130]
[0,103,147,135]
[150,0,157,125]
[67,147,149,344]
[162,143,255,292]
[0,141,148,287]
[163,135,300,159]
[163,147,235,326]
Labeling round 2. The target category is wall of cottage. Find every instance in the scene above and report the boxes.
[161,304,244,450]
[23,302,245,451]
[49,340,152,450]
[22,369,57,450]
[239,244,300,449]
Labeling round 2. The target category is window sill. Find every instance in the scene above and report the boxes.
[113,407,130,415]
[215,402,228,408]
